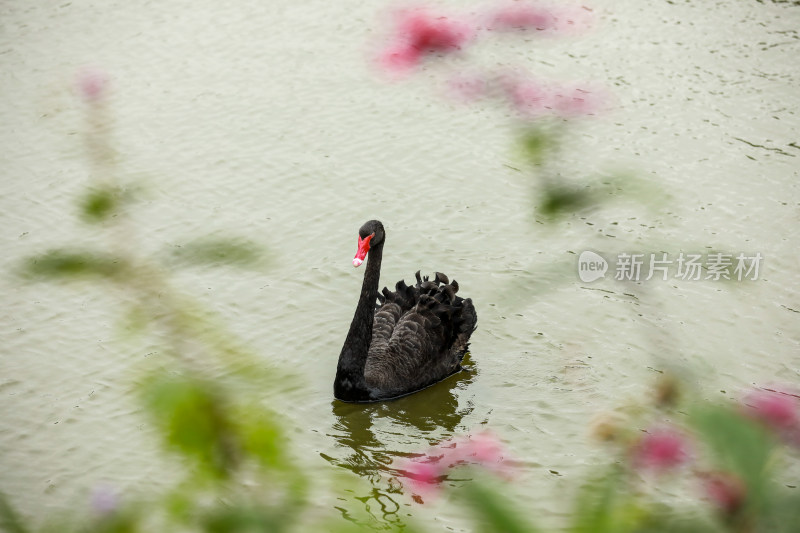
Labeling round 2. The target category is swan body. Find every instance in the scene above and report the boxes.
[334,220,477,402]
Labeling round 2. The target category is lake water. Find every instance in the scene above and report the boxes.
[2,0,799,530]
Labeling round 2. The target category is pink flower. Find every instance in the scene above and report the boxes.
[402,458,444,496]
[378,8,474,73]
[632,428,690,473]
[431,431,509,472]
[380,43,424,73]
[399,10,472,53]
[497,71,605,118]
[445,71,490,103]
[76,67,109,102]
[551,86,599,116]
[489,4,557,31]
[745,389,799,430]
[744,388,800,446]
[502,75,549,115]
[397,431,512,499]
[458,431,506,465]
[485,3,594,35]
[701,471,746,516]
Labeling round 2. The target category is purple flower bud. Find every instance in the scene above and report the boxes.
[90,484,119,515]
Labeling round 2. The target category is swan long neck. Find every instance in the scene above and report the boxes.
[335,242,383,400]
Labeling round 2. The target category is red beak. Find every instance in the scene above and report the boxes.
[353,233,374,267]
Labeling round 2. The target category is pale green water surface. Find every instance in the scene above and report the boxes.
[1,0,799,530]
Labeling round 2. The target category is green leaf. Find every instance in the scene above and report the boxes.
[519,126,560,167]
[0,492,29,533]
[538,185,593,217]
[87,512,139,533]
[165,238,268,268]
[688,403,775,517]
[459,478,541,533]
[764,487,800,533]
[689,405,773,486]
[202,506,287,533]
[80,185,121,223]
[237,405,285,470]
[142,375,238,478]
[21,249,126,280]
[571,468,625,533]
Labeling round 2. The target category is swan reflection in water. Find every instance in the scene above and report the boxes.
[324,357,477,528]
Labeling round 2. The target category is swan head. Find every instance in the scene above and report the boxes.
[353,220,384,267]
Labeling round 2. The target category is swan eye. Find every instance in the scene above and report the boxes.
[353,233,375,267]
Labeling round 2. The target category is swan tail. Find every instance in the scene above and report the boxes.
[380,271,477,356]
[452,297,477,360]
[377,279,418,313]
[457,297,478,336]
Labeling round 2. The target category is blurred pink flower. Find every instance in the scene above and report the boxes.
[485,3,594,35]
[701,471,746,516]
[380,43,425,73]
[445,71,490,102]
[501,75,549,115]
[402,458,444,496]
[379,8,474,73]
[744,388,800,446]
[745,389,799,430]
[497,71,605,118]
[632,428,691,473]
[551,86,599,115]
[400,10,473,52]
[458,431,506,464]
[488,3,557,31]
[397,431,512,499]
[76,67,109,102]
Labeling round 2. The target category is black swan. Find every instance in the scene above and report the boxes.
[334,220,477,402]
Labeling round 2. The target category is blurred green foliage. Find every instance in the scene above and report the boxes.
[538,185,593,217]
[458,480,541,533]
[166,237,267,269]
[0,492,28,533]
[144,376,239,478]
[690,405,773,501]
[519,127,560,168]
[22,249,126,280]
[79,185,124,223]
[516,125,666,221]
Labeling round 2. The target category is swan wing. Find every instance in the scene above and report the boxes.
[365,308,449,395]
[364,273,476,397]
